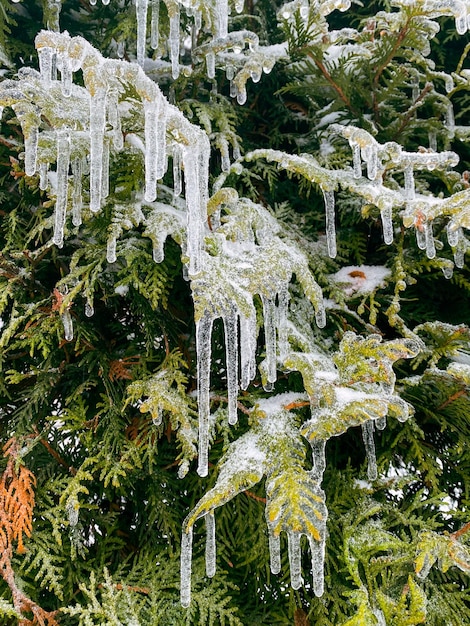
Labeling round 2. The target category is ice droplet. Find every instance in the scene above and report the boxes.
[85,301,94,317]
[135,0,149,66]
[322,189,337,258]
[196,312,214,477]
[424,220,436,259]
[223,309,239,426]
[268,531,281,574]
[442,264,453,279]
[287,532,303,590]
[180,528,193,608]
[205,512,216,578]
[53,128,71,247]
[362,420,377,480]
[236,87,247,105]
[416,226,426,250]
[61,309,74,342]
[107,236,117,263]
[447,222,460,248]
[376,415,387,430]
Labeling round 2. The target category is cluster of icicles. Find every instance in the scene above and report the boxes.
[393,0,470,35]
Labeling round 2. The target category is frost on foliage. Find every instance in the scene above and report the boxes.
[0,30,209,273]
[415,529,470,580]
[191,192,325,477]
[180,394,327,607]
[125,357,198,477]
[392,0,470,35]
[293,332,419,480]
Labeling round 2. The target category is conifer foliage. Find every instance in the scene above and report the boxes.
[0,0,470,623]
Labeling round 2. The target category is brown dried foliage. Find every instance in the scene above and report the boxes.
[0,438,59,626]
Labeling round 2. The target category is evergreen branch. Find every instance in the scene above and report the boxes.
[308,53,358,115]
[33,426,77,476]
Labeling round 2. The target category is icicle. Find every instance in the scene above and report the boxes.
[24,126,39,177]
[107,236,117,263]
[230,80,237,98]
[364,144,378,180]
[53,128,71,247]
[108,90,123,150]
[424,220,436,259]
[71,158,83,226]
[416,226,426,250]
[445,101,455,135]
[196,312,214,477]
[89,87,107,213]
[148,235,162,261]
[456,11,467,35]
[447,222,460,248]
[135,0,149,67]
[183,134,209,275]
[206,51,216,79]
[361,421,377,480]
[226,64,235,81]
[268,531,281,574]
[454,246,465,268]
[428,129,437,151]
[180,528,193,608]
[60,53,73,97]
[240,310,257,390]
[380,203,393,245]
[250,66,262,83]
[156,105,167,180]
[352,141,361,178]
[403,164,415,201]
[38,46,53,85]
[234,0,244,12]
[215,0,228,37]
[315,301,326,329]
[144,97,164,202]
[287,532,303,590]
[85,301,94,317]
[151,406,163,425]
[173,146,182,197]
[102,139,109,199]
[61,309,74,342]
[223,308,239,426]
[262,295,277,387]
[150,0,160,49]
[205,512,216,578]
[236,87,247,105]
[322,188,337,258]
[309,535,325,597]
[277,288,289,362]
[169,5,181,79]
[219,136,230,173]
[39,162,49,190]
[311,439,326,481]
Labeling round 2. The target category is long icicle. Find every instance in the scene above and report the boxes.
[135,0,149,66]
[262,295,277,387]
[223,308,239,425]
[89,86,107,212]
[196,311,214,477]
[322,189,337,258]
[53,128,71,247]
[180,527,193,608]
[205,512,216,578]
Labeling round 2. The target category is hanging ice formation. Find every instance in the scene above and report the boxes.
[180,394,328,607]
